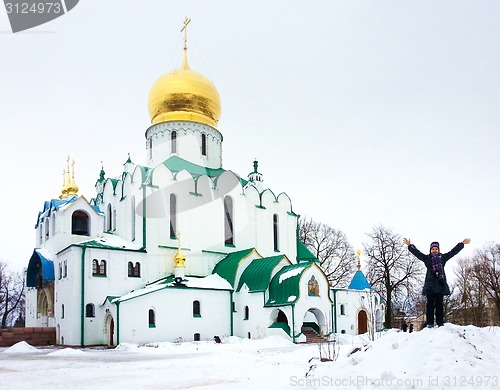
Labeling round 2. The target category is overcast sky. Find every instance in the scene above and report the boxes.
[1,1,499,272]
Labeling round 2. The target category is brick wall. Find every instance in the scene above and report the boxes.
[0,327,56,347]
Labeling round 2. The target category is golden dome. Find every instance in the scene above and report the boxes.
[148,52,221,128]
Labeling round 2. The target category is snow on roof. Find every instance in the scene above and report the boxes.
[78,233,144,251]
[36,248,55,262]
[185,274,232,290]
[114,274,232,303]
[278,264,308,283]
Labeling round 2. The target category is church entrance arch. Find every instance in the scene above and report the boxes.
[301,307,326,339]
[104,313,115,346]
[37,289,51,327]
[357,310,368,334]
[270,309,290,336]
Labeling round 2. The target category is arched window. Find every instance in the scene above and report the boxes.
[128,262,141,277]
[92,259,99,275]
[340,304,346,315]
[63,261,67,278]
[170,194,177,239]
[45,219,50,239]
[148,309,156,328]
[171,131,177,154]
[244,306,249,320]
[85,303,95,318]
[247,332,251,339]
[99,260,107,276]
[112,208,117,232]
[201,134,207,156]
[224,196,234,246]
[273,213,279,251]
[194,333,200,341]
[72,210,90,236]
[51,213,56,236]
[107,204,112,232]
[193,300,201,317]
[131,196,136,241]
[61,304,65,319]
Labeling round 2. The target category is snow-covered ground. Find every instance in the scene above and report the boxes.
[1,324,499,389]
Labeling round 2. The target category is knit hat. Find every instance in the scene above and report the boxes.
[430,241,440,251]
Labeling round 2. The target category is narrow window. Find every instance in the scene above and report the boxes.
[273,214,279,251]
[134,262,141,277]
[61,304,65,319]
[58,263,62,280]
[128,261,133,277]
[92,259,99,275]
[170,194,177,239]
[224,196,234,246]
[248,332,251,339]
[131,196,136,241]
[201,134,207,156]
[45,219,50,239]
[112,208,117,232]
[149,137,153,160]
[340,304,346,315]
[85,303,95,318]
[232,302,236,312]
[194,333,200,341]
[149,309,156,328]
[107,204,112,232]
[244,306,249,320]
[171,131,177,154]
[72,210,90,236]
[99,260,107,276]
[63,261,67,278]
[193,300,201,317]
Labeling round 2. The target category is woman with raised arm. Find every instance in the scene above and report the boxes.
[403,237,471,328]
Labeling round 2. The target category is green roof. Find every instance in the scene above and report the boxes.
[265,263,312,307]
[163,156,226,178]
[212,248,256,287]
[296,238,319,262]
[236,255,289,292]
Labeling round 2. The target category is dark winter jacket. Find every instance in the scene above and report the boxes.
[408,242,464,295]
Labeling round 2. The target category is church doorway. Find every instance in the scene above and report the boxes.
[357,310,368,334]
[270,309,290,336]
[37,289,50,326]
[104,314,115,346]
[301,308,326,341]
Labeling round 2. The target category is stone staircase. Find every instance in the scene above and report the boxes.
[301,327,327,344]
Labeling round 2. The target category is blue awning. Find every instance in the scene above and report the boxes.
[27,249,55,288]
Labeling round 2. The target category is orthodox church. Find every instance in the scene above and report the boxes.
[25,21,384,346]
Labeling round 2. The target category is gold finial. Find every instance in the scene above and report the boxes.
[174,230,186,268]
[67,158,79,196]
[180,17,191,69]
[356,250,361,270]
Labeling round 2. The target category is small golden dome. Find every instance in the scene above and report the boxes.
[148,52,221,128]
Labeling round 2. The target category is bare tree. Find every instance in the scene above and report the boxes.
[364,225,424,328]
[471,243,500,324]
[0,261,25,329]
[299,217,356,288]
[452,256,489,326]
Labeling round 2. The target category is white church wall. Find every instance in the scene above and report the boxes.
[117,287,231,344]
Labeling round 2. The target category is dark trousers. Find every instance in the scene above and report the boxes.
[426,293,444,326]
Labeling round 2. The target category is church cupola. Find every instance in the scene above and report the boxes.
[145,18,223,169]
[59,156,79,199]
[173,233,186,279]
[247,159,264,191]
[147,18,221,128]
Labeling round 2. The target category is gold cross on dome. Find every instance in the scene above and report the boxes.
[181,17,191,51]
